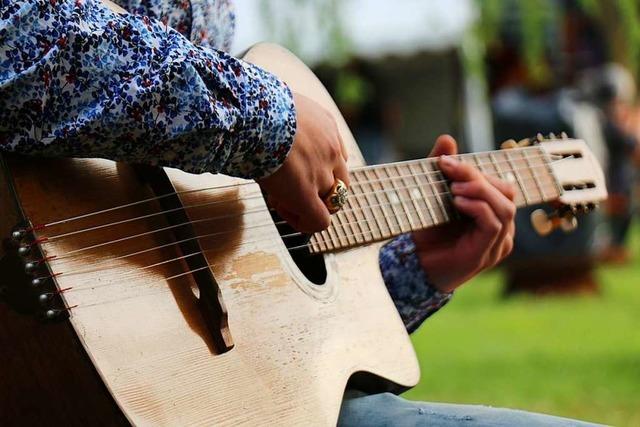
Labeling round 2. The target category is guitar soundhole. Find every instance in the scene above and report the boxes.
[269,210,327,285]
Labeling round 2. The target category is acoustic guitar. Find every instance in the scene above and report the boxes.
[0,42,607,426]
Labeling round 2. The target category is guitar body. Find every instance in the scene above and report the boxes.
[0,44,419,426]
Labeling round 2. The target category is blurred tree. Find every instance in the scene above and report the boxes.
[258,0,351,64]
[471,0,640,82]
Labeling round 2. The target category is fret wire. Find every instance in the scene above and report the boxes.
[471,153,490,175]
[504,150,531,204]
[489,152,523,206]
[338,200,366,247]
[373,167,406,233]
[524,151,547,200]
[332,198,358,248]
[315,229,329,252]
[362,170,394,242]
[408,162,436,227]
[363,168,394,238]
[418,160,448,223]
[400,164,430,228]
[367,170,402,235]
[325,213,344,249]
[343,171,375,244]
[394,164,421,231]
[430,161,458,221]
[519,148,544,203]
[513,149,542,203]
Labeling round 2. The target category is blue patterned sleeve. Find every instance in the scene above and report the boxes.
[0,0,296,179]
[379,234,453,333]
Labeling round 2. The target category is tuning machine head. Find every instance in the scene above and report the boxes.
[502,132,570,150]
[530,208,578,236]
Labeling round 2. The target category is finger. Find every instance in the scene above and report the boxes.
[296,196,332,232]
[317,170,337,198]
[438,156,481,183]
[429,134,458,157]
[450,179,516,225]
[333,157,350,188]
[277,206,301,230]
[499,231,514,259]
[290,183,332,232]
[337,127,349,162]
[487,219,514,266]
[485,174,517,202]
[453,196,502,247]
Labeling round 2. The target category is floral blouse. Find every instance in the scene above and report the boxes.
[0,0,451,331]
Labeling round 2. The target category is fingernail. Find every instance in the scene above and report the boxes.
[453,195,469,204]
[440,155,458,167]
[451,182,466,193]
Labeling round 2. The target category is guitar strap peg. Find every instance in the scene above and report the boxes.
[501,139,518,149]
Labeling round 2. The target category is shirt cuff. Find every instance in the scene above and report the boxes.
[379,233,453,333]
[222,61,297,179]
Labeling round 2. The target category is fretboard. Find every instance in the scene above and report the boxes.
[309,146,561,253]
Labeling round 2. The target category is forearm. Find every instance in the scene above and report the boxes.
[1,0,295,179]
[379,234,452,333]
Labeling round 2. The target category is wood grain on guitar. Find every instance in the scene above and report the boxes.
[0,43,607,426]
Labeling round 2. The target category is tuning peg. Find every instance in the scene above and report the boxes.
[560,131,569,139]
[560,213,578,232]
[500,139,518,149]
[531,209,554,236]
[517,138,531,147]
[547,132,557,140]
[536,133,545,142]
[530,209,578,236]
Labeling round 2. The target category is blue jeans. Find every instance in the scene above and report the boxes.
[338,391,603,427]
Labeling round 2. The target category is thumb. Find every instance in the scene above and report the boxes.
[429,134,458,157]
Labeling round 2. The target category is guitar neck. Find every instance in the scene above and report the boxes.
[308,146,562,253]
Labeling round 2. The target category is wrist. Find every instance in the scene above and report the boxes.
[221,62,297,180]
[411,232,457,294]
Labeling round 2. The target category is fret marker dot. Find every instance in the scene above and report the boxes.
[411,189,422,199]
[505,172,516,183]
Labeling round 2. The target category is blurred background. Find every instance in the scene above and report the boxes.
[234,1,640,425]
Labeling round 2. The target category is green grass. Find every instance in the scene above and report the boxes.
[404,224,640,426]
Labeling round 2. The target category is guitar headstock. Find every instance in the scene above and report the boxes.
[503,133,608,236]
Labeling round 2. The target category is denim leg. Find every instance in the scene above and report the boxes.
[338,391,605,427]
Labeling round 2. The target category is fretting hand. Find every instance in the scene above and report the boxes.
[412,135,517,293]
[258,93,349,233]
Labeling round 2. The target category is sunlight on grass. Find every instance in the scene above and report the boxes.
[404,224,640,426]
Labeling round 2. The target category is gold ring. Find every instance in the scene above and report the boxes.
[323,179,348,214]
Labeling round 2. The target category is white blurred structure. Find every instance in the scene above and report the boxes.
[233,0,475,62]
[234,0,493,154]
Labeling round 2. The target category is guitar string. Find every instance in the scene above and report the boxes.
[36,158,557,247]
[37,165,555,263]
[33,150,555,231]
[44,169,554,289]
[39,149,547,242]
[58,212,435,301]
[50,171,568,309]
[52,193,461,282]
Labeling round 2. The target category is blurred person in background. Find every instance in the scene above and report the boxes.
[586,64,640,264]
